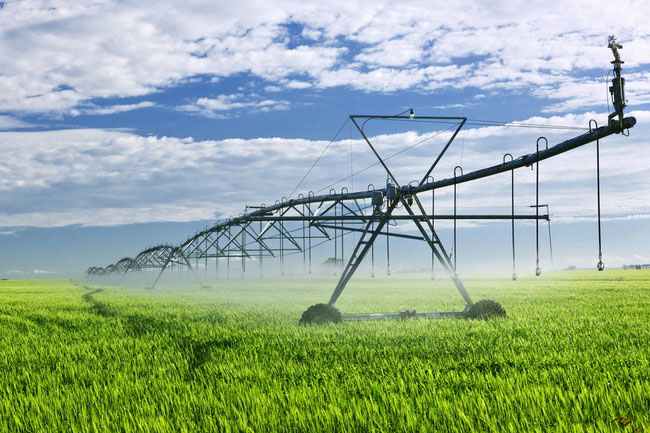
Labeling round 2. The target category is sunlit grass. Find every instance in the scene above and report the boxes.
[0,270,648,432]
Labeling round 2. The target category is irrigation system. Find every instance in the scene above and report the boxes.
[87,37,636,323]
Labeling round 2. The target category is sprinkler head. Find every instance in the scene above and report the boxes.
[535,267,542,276]
[512,273,518,281]
[597,261,605,271]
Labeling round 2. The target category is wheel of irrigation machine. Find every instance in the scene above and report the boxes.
[299,303,343,325]
[465,299,507,320]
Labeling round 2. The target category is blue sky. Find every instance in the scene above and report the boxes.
[1,0,650,278]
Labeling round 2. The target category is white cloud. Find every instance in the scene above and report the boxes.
[0,204,217,228]
[179,94,290,118]
[32,269,54,274]
[0,115,31,130]
[537,72,650,113]
[432,103,477,110]
[0,1,648,114]
[0,110,647,229]
[6,269,24,274]
[354,33,427,67]
[286,80,312,89]
[71,101,156,116]
[553,214,650,224]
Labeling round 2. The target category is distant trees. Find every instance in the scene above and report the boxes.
[323,257,343,267]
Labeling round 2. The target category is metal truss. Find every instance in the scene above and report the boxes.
[87,112,634,306]
[87,41,636,320]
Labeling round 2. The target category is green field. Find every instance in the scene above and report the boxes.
[0,271,648,432]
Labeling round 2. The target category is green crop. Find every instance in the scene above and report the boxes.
[0,270,648,432]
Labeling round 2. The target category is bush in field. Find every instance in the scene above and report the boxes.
[465,299,507,319]
[299,303,342,324]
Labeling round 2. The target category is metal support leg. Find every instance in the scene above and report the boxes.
[151,248,202,290]
[328,200,399,306]
[401,198,473,310]
[150,258,172,289]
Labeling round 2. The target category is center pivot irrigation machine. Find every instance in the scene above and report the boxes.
[88,37,636,324]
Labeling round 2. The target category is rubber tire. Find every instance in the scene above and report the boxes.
[465,299,507,319]
[299,303,343,325]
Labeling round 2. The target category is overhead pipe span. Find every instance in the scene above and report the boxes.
[215,116,636,221]
[413,117,636,194]
[164,116,636,251]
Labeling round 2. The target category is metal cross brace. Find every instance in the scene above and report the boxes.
[326,115,472,312]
